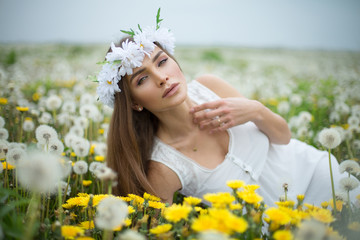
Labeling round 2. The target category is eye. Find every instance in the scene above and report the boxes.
[158,58,168,67]
[137,76,147,86]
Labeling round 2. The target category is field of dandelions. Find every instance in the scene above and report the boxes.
[0,43,360,240]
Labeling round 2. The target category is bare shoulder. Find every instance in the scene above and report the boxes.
[195,74,243,98]
[147,160,182,204]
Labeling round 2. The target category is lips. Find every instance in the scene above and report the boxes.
[162,83,180,98]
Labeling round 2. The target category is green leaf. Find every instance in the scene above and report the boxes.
[96,60,109,65]
[156,8,163,30]
[87,75,98,83]
[121,29,135,36]
[138,24,142,32]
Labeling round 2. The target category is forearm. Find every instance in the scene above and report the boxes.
[252,101,291,145]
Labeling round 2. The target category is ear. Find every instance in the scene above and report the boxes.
[131,103,143,112]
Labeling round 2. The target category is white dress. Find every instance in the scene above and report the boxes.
[151,80,358,207]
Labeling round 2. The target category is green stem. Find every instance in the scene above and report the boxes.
[25,192,40,240]
[18,113,24,142]
[346,139,354,159]
[328,149,337,215]
[58,182,63,224]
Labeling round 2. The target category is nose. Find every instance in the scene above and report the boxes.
[154,71,169,87]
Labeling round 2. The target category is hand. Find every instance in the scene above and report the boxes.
[190,97,262,133]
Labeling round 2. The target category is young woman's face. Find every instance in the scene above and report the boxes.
[128,46,187,113]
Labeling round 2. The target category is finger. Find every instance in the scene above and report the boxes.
[190,100,222,113]
[193,108,223,123]
[209,121,232,134]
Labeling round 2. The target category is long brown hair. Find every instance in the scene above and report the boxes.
[106,38,176,197]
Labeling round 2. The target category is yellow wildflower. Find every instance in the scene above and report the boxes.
[128,206,135,214]
[203,192,235,208]
[268,98,279,106]
[195,207,208,215]
[150,224,172,235]
[273,230,293,240]
[94,155,105,162]
[275,200,295,208]
[329,200,343,212]
[348,221,360,231]
[98,128,105,134]
[143,192,161,201]
[225,215,248,234]
[16,106,29,112]
[148,201,166,209]
[296,194,305,202]
[71,152,76,157]
[304,203,319,211]
[78,221,94,230]
[113,218,131,231]
[237,190,263,205]
[321,201,329,209]
[229,203,242,211]
[244,184,260,191]
[32,93,40,101]
[226,180,245,189]
[61,225,84,239]
[75,237,95,240]
[184,196,202,206]
[2,162,15,170]
[70,212,77,220]
[191,214,218,232]
[82,180,92,187]
[310,208,334,223]
[264,207,292,225]
[0,98,8,105]
[163,204,192,223]
[92,194,110,207]
[89,144,95,155]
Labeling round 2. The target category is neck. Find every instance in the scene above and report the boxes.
[155,97,198,143]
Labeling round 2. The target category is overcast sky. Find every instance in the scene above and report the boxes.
[1,0,359,50]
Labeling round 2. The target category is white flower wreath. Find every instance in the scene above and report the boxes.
[96,9,175,108]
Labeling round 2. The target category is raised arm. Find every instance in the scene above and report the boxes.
[191,74,291,145]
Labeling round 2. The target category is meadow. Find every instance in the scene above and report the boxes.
[0,43,360,239]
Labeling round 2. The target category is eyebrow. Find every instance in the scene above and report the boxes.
[130,50,164,82]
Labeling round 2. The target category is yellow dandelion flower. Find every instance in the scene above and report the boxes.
[237,191,263,205]
[92,194,110,207]
[203,192,235,207]
[61,225,84,239]
[348,221,360,231]
[150,224,172,235]
[0,98,8,105]
[71,152,76,157]
[356,194,360,202]
[264,207,292,225]
[113,218,131,231]
[296,194,305,202]
[329,200,343,212]
[191,214,218,232]
[321,201,329,209]
[98,128,105,134]
[226,215,248,234]
[16,106,29,112]
[143,192,161,201]
[226,180,245,189]
[268,98,279,106]
[184,196,202,206]
[78,221,94,229]
[310,208,334,223]
[244,184,260,191]
[127,194,145,206]
[82,180,92,187]
[128,205,135,214]
[163,204,192,223]
[2,162,15,170]
[94,155,105,162]
[89,144,95,155]
[25,117,32,121]
[273,229,293,240]
[70,212,77,220]
[75,237,95,240]
[32,93,40,101]
[120,196,131,202]
[275,200,295,208]
[304,203,319,211]
[148,201,166,209]
[194,207,208,214]
[229,203,242,211]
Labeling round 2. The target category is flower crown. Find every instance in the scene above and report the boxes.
[96,9,175,108]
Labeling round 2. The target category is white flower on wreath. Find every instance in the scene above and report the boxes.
[117,39,144,76]
[134,27,156,56]
[152,27,175,55]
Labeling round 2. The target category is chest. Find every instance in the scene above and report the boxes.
[171,131,230,169]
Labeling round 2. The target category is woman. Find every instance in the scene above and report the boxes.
[98,20,358,207]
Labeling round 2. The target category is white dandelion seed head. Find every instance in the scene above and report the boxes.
[59,158,72,178]
[116,230,146,240]
[102,105,113,116]
[54,180,71,196]
[94,165,117,182]
[353,140,360,151]
[343,129,353,140]
[48,138,65,156]
[0,128,9,140]
[38,112,53,124]
[8,142,26,151]
[79,104,98,120]
[329,111,340,123]
[298,111,312,125]
[317,98,330,108]
[89,161,104,173]
[69,125,85,138]
[294,220,326,240]
[35,124,58,144]
[296,126,311,138]
[80,93,95,105]
[6,147,27,166]
[73,160,88,175]
[23,119,35,132]
[348,115,360,127]
[277,101,290,115]
[95,196,129,230]
[290,94,302,106]
[94,142,107,156]
[0,116,5,128]
[61,100,77,114]
[0,140,9,159]
[17,150,63,194]
[335,102,350,116]
[74,116,89,129]
[57,112,73,127]
[30,109,40,117]
[318,128,342,149]
[64,133,80,148]
[339,160,360,175]
[72,138,90,157]
[45,95,62,111]
[92,111,104,123]
[339,177,360,192]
